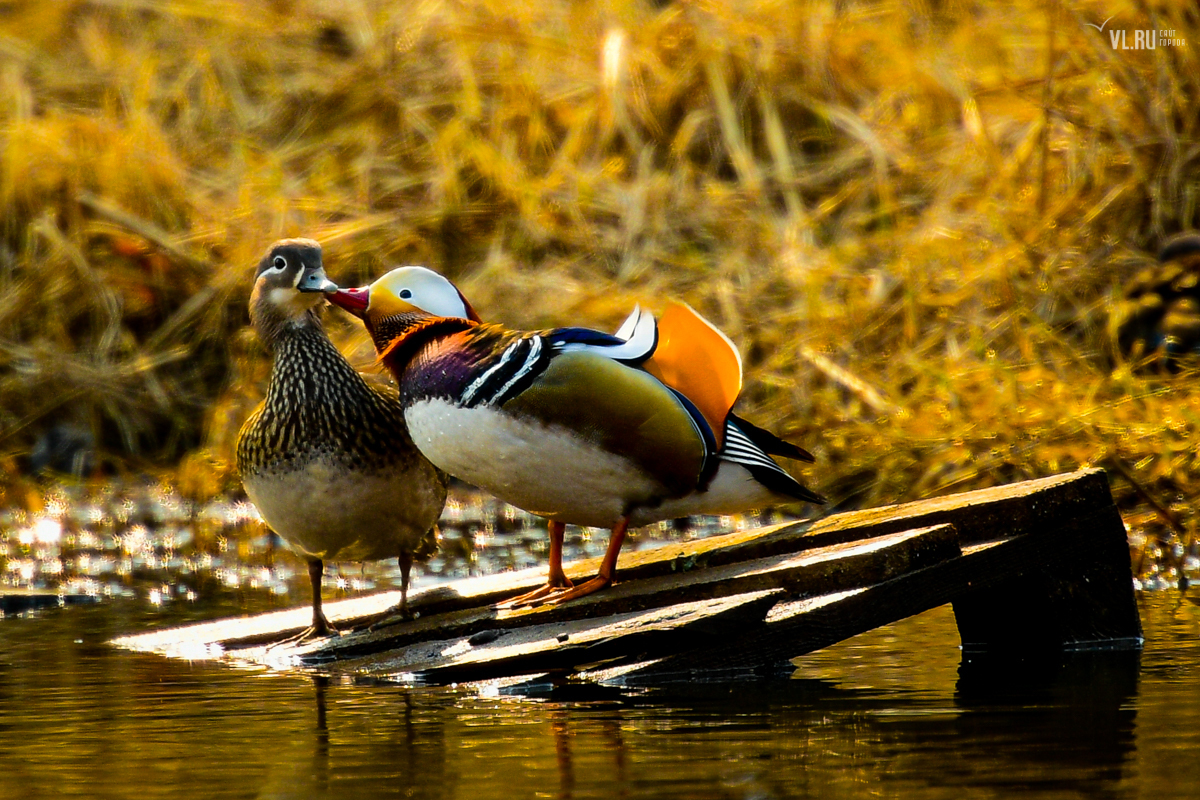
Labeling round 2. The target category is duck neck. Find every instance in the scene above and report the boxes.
[250,294,323,355]
[266,322,369,409]
[372,314,478,373]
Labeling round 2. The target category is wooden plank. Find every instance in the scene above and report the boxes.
[464,469,1113,609]
[117,469,1107,651]
[112,468,1140,684]
[110,590,408,656]
[115,518,816,650]
[396,467,1109,626]
[303,468,1112,634]
[716,468,1114,564]
[116,524,959,666]
[598,503,1138,683]
[303,523,959,666]
[354,591,784,685]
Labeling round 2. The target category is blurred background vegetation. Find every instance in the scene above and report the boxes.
[0,0,1197,577]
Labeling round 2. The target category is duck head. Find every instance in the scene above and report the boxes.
[249,238,339,347]
[326,266,482,349]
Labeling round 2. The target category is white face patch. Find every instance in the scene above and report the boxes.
[266,285,321,314]
[371,267,470,319]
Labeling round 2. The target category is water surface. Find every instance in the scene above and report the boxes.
[1,594,1197,799]
[1,485,1196,798]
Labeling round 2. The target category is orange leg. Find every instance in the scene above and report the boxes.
[544,516,629,605]
[497,521,574,608]
[547,520,570,587]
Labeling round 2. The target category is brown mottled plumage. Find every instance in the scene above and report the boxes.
[1111,233,1200,368]
[236,239,446,637]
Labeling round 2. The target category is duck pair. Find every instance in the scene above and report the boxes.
[238,240,823,636]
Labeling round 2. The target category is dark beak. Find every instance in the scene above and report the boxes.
[297,266,339,294]
[327,286,370,318]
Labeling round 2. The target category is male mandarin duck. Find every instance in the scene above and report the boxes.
[1111,232,1200,367]
[236,240,447,637]
[325,266,824,606]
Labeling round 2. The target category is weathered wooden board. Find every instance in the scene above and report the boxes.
[0,588,99,615]
[591,492,1140,682]
[116,523,959,664]
[721,468,1116,558]
[309,524,958,676]
[111,468,1142,684]
[339,591,784,685]
[114,516,821,651]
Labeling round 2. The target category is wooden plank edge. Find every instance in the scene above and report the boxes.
[607,503,1137,682]
[279,523,962,665]
[240,591,785,682]
[411,590,786,685]
[736,468,1114,559]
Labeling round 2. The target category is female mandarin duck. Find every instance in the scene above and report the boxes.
[1111,232,1200,367]
[236,241,447,637]
[326,267,824,606]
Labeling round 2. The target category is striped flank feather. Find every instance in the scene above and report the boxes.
[727,413,816,463]
[721,418,826,504]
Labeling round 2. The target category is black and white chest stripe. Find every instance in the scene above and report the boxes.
[455,312,659,410]
[459,334,549,409]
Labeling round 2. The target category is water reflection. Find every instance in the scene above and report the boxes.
[231,602,1181,799]
[0,481,781,618]
[941,651,1139,796]
[1,564,1197,797]
[549,706,630,799]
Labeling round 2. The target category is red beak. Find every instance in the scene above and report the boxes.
[327,286,369,318]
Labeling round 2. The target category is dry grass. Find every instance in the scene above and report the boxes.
[0,0,1198,580]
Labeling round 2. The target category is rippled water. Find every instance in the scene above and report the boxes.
[1,485,1198,798]
[1,593,1197,799]
[0,482,775,613]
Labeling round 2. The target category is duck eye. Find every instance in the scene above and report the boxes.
[399,289,413,299]
[272,256,287,270]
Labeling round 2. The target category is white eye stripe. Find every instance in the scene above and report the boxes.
[261,255,288,277]
[372,266,469,319]
[260,257,288,280]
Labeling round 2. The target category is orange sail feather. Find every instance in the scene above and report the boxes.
[641,302,742,448]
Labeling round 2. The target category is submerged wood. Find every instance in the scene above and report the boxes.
[0,588,99,615]
[112,468,1141,683]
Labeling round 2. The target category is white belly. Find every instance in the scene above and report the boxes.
[406,399,665,529]
[243,459,444,562]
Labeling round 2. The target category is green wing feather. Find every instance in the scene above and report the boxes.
[500,351,706,497]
